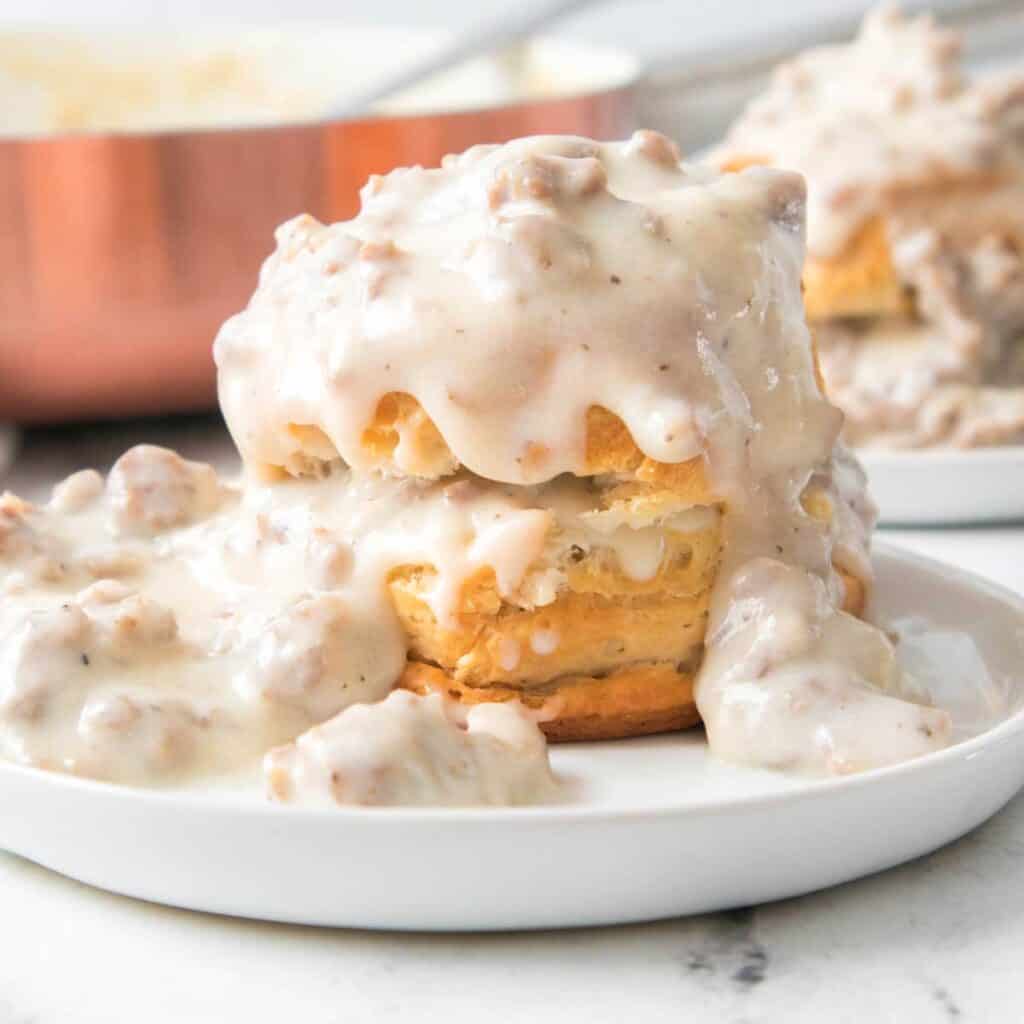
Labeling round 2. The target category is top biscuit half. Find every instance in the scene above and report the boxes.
[214,131,821,503]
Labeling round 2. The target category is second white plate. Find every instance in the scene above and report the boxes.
[0,543,1022,931]
[861,446,1024,525]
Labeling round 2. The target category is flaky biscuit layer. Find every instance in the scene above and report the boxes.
[391,503,866,743]
[279,400,716,496]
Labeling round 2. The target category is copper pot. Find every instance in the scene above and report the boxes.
[0,39,636,423]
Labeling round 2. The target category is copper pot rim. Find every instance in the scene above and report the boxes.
[0,28,642,146]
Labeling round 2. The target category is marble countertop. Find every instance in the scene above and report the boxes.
[2,417,1023,1024]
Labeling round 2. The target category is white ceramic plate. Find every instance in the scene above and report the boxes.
[1,544,1023,932]
[861,447,1024,526]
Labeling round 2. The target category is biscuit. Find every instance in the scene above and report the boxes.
[399,564,866,742]
[279,400,715,495]
[802,218,912,322]
[390,475,867,742]
[721,155,910,322]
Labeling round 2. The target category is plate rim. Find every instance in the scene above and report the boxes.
[2,540,1022,826]
[859,444,1024,466]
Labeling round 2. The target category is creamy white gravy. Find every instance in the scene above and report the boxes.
[0,132,954,801]
[0,447,672,793]
[265,690,557,807]
[817,316,1024,448]
[715,6,1023,259]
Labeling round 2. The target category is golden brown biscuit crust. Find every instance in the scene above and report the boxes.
[379,421,864,743]
[398,564,867,743]
[802,218,911,322]
[720,156,909,322]
[399,659,701,742]
[389,572,712,688]
[285,397,718,496]
[720,155,1022,324]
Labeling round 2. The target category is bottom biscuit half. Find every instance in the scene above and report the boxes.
[400,659,700,742]
[398,563,867,743]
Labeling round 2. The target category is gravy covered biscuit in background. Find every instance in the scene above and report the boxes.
[0,132,951,806]
[716,6,1024,449]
